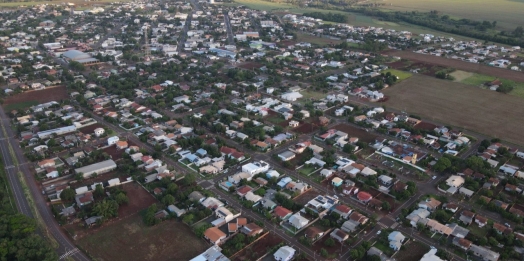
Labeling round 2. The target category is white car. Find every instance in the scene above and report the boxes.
[432,176,437,180]
[376,230,382,235]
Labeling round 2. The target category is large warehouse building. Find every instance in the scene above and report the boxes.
[75,159,117,178]
[62,50,99,65]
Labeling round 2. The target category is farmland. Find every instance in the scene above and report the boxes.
[77,215,207,261]
[365,0,524,31]
[2,86,69,110]
[382,74,524,146]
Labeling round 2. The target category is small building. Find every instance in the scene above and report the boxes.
[332,177,343,187]
[273,246,296,261]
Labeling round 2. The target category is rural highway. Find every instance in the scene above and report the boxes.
[0,107,91,261]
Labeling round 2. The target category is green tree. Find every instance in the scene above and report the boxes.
[162,194,175,206]
[382,201,391,211]
[94,184,105,198]
[92,200,119,218]
[114,193,129,205]
[433,157,451,172]
[324,238,335,247]
[320,248,328,257]
[60,188,76,201]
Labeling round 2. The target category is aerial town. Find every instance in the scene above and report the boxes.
[0,0,524,261]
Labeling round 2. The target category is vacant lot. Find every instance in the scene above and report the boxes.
[78,215,207,261]
[293,189,321,205]
[118,183,157,218]
[332,123,377,143]
[79,123,105,135]
[231,233,284,261]
[387,51,524,83]
[3,86,68,110]
[383,74,524,146]
[295,32,341,46]
[394,240,430,261]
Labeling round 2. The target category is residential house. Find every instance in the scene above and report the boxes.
[332,204,352,219]
[388,231,405,251]
[204,227,227,245]
[459,210,475,225]
[274,206,293,220]
[288,213,309,230]
[273,246,295,261]
[330,228,349,242]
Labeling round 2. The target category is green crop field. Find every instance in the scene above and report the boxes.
[366,0,523,30]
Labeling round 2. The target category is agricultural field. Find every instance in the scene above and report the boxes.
[382,74,524,146]
[365,0,524,31]
[77,215,207,261]
[3,86,68,110]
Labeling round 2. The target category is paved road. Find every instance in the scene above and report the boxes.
[0,107,91,261]
[223,11,235,45]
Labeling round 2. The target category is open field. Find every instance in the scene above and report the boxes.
[382,69,412,81]
[366,0,524,31]
[2,86,68,109]
[386,50,524,83]
[382,74,524,146]
[295,32,341,46]
[450,70,474,82]
[457,73,524,98]
[3,100,39,111]
[77,215,207,261]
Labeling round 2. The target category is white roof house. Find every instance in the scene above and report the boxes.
[280,92,303,102]
[288,213,308,229]
[74,159,117,178]
[273,246,296,261]
[446,175,465,188]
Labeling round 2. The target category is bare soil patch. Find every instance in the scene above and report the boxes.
[386,50,524,83]
[118,182,157,218]
[383,74,524,146]
[231,233,284,261]
[293,189,321,206]
[79,123,105,134]
[77,215,207,261]
[395,240,430,261]
[414,121,437,131]
[238,62,263,70]
[331,123,378,143]
[3,86,68,107]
